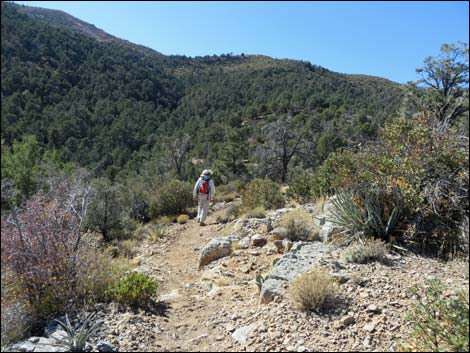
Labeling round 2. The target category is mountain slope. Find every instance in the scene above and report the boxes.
[14,2,166,59]
[1,2,404,178]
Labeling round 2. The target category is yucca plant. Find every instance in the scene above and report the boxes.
[328,186,402,241]
[328,190,368,239]
[364,186,402,239]
[54,313,101,352]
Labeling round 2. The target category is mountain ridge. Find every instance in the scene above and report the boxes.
[1,1,404,180]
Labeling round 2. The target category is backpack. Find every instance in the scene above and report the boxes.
[197,176,211,195]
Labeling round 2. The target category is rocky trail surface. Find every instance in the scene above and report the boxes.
[92,202,468,352]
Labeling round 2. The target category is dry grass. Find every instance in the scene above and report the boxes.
[231,241,242,251]
[341,238,388,264]
[244,206,266,219]
[157,216,175,225]
[279,209,318,241]
[290,269,339,312]
[214,278,230,287]
[176,214,189,224]
[350,272,367,287]
[216,192,239,203]
[119,239,137,259]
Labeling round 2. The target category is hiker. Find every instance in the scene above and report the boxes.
[193,170,215,226]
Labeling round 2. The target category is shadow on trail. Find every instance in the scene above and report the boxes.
[128,300,172,318]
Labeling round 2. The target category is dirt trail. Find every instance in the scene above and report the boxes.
[98,203,469,353]
[133,206,256,352]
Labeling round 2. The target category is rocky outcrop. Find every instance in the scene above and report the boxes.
[260,241,331,303]
[198,235,240,268]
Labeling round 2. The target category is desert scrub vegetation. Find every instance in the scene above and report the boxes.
[241,178,285,212]
[290,269,339,312]
[176,214,189,224]
[148,179,193,219]
[287,170,317,203]
[398,279,469,352]
[279,209,319,241]
[341,238,389,264]
[107,272,158,308]
[84,177,135,242]
[244,206,266,219]
[308,114,469,258]
[0,176,134,335]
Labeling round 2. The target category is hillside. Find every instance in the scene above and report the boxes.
[1,2,404,180]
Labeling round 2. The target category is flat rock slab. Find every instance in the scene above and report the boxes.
[11,337,68,352]
[260,241,331,303]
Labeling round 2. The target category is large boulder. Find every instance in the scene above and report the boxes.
[198,235,240,268]
[259,242,331,303]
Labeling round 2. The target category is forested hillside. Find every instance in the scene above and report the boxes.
[1,2,403,184]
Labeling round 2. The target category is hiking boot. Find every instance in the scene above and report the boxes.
[199,222,206,226]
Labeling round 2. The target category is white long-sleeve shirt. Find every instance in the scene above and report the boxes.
[193,177,216,200]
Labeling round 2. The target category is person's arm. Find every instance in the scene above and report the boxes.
[193,178,200,200]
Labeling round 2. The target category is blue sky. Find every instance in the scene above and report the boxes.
[15,1,469,83]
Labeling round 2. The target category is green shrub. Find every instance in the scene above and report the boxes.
[76,250,135,305]
[84,178,134,242]
[311,116,469,258]
[176,214,189,224]
[309,151,359,198]
[245,206,266,219]
[241,178,285,211]
[149,180,193,219]
[341,238,388,264]
[287,170,316,202]
[108,272,158,307]
[399,280,469,352]
[290,269,338,312]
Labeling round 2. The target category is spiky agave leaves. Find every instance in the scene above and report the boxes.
[328,185,403,241]
[54,313,101,352]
